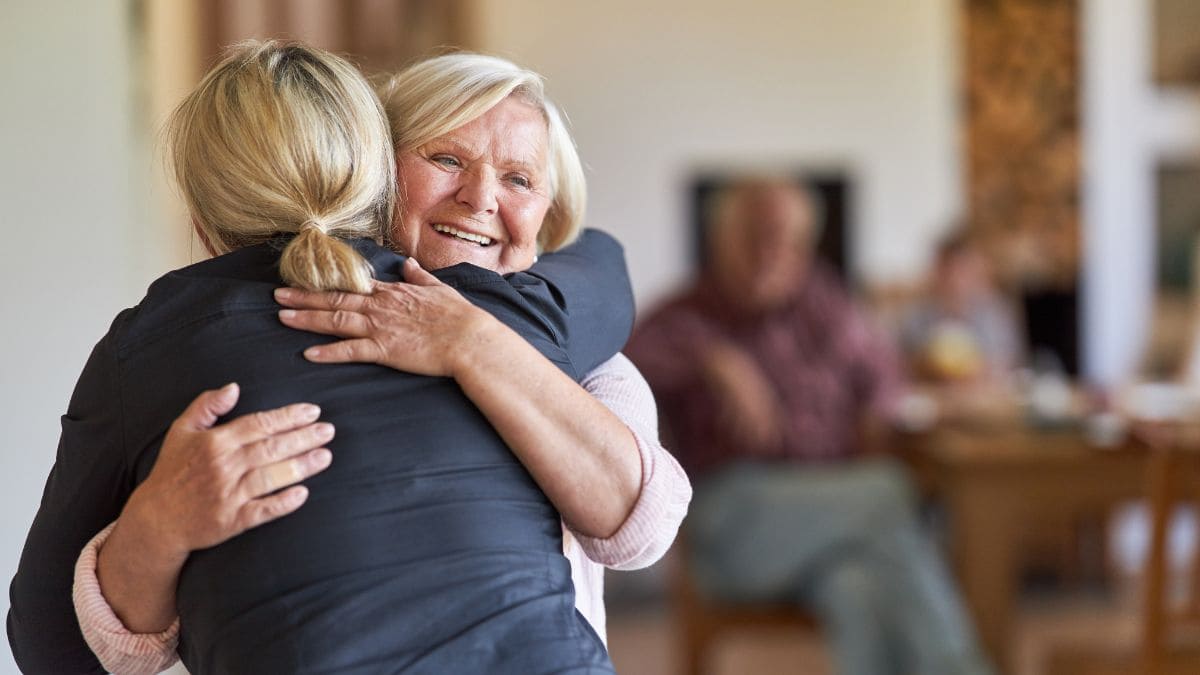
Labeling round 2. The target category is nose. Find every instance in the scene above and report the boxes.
[456,165,499,216]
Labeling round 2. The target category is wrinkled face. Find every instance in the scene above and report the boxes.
[712,183,815,310]
[392,96,552,275]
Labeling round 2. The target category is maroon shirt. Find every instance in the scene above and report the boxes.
[628,263,903,480]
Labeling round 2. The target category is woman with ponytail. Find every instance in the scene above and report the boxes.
[9,41,633,674]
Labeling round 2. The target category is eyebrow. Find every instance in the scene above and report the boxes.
[426,137,545,176]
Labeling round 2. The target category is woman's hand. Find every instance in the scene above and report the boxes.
[98,384,333,631]
[123,383,334,556]
[278,258,642,538]
[275,258,498,377]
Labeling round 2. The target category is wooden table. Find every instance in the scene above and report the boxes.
[901,426,1148,672]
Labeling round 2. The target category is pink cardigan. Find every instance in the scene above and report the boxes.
[73,353,691,674]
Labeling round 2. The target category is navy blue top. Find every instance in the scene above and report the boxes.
[8,231,632,674]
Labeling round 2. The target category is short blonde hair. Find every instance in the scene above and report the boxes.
[376,52,586,252]
[167,40,396,293]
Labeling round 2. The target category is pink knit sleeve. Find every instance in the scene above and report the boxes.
[73,522,181,675]
[569,353,692,571]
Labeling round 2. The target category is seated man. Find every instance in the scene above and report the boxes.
[628,178,993,675]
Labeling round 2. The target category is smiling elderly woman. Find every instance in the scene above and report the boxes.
[57,52,690,673]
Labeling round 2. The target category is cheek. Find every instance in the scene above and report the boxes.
[506,199,551,246]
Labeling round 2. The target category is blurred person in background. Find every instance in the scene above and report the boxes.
[627,178,992,675]
[901,230,1023,386]
[899,230,1025,424]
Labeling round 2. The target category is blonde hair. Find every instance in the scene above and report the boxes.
[376,52,586,252]
[167,40,396,293]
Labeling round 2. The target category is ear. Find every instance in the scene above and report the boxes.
[192,217,218,257]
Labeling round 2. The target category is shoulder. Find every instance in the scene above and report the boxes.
[115,246,283,355]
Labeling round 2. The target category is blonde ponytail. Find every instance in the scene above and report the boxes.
[166,40,395,292]
[279,220,374,293]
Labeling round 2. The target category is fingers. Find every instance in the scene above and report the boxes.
[274,286,368,312]
[176,383,240,431]
[240,447,333,499]
[303,339,385,364]
[237,485,311,531]
[401,257,444,287]
[219,401,323,446]
[278,308,372,338]
[240,422,335,469]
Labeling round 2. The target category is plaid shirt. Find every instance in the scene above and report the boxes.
[628,262,904,479]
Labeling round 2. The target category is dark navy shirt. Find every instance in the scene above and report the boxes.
[9,231,632,674]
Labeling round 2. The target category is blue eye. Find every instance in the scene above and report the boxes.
[431,155,461,168]
[507,174,531,189]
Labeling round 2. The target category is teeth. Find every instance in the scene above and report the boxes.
[432,224,493,246]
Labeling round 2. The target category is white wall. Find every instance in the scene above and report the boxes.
[0,2,168,672]
[473,0,963,307]
[1082,0,1200,385]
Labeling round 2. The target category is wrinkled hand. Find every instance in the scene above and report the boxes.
[274,257,496,377]
[121,383,334,561]
[701,342,785,453]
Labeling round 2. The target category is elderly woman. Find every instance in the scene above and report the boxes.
[63,52,689,672]
[8,43,684,674]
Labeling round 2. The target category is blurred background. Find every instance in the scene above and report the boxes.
[3,0,1200,673]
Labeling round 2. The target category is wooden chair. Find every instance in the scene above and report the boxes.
[1043,437,1200,675]
[1140,442,1200,675]
[671,538,820,675]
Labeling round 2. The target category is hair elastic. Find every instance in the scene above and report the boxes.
[299,219,326,234]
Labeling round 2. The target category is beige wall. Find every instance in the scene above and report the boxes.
[474,0,963,306]
[0,2,160,673]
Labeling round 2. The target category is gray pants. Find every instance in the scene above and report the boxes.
[688,459,993,675]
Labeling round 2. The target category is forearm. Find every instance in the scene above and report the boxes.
[452,318,642,538]
[565,354,691,568]
[95,500,189,633]
[76,524,181,675]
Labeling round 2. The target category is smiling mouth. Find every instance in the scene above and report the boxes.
[432,223,494,247]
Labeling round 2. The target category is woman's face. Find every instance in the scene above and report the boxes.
[393,96,552,275]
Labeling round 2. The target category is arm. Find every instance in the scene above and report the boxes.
[568,354,691,570]
[512,229,636,376]
[276,257,643,537]
[9,329,128,674]
[74,524,181,675]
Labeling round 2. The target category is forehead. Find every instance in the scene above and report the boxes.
[430,98,549,168]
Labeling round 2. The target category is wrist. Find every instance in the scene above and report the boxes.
[445,310,507,379]
[113,492,189,569]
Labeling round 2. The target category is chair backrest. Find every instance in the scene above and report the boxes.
[1141,443,1200,674]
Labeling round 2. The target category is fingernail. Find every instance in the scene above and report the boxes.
[279,309,296,320]
[305,346,322,359]
[315,422,335,438]
[315,449,333,466]
[407,257,421,269]
[299,404,321,420]
[274,288,293,301]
